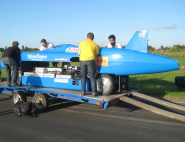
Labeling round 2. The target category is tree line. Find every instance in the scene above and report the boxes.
[0,45,40,52]
[0,44,185,53]
[148,44,185,53]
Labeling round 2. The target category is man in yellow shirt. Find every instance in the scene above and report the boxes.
[78,32,99,96]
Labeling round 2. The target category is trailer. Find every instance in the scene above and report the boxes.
[1,82,185,122]
[0,31,183,122]
[0,81,137,110]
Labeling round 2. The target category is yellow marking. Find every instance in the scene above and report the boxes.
[96,102,101,105]
[97,56,108,66]
[0,82,7,84]
[110,99,120,105]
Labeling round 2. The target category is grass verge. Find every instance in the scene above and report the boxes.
[129,58,185,99]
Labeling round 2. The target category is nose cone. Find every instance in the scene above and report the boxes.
[122,51,180,75]
[98,48,180,75]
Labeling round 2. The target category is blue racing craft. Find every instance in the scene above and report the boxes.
[0,31,180,95]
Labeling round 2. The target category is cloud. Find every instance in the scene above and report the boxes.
[116,23,178,31]
[145,23,178,30]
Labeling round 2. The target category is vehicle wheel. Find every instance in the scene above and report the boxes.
[96,74,116,96]
[12,91,27,104]
[32,93,48,112]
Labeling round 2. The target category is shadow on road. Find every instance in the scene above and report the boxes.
[114,96,185,116]
[0,97,11,102]
[43,99,81,113]
[0,110,13,116]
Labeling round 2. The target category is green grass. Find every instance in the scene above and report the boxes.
[1,58,185,99]
[129,58,185,99]
[152,53,185,58]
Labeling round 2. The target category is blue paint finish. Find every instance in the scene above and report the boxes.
[97,48,179,75]
[125,30,148,52]
[1,89,13,94]
[0,61,5,69]
[103,101,110,109]
[22,87,104,105]
[0,81,120,109]
[21,76,90,91]
[21,52,78,62]
[0,86,26,91]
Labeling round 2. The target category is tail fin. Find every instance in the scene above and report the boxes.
[125,30,148,52]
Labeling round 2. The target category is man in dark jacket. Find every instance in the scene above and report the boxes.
[2,41,21,87]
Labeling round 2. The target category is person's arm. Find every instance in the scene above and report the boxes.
[106,43,111,48]
[95,54,99,74]
[95,46,99,74]
[78,48,81,55]
[16,48,21,68]
[78,42,82,55]
[117,43,122,48]
[40,46,44,51]
[48,43,54,49]
[180,66,185,70]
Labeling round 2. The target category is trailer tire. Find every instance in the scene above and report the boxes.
[32,93,48,112]
[12,91,27,104]
[96,74,116,96]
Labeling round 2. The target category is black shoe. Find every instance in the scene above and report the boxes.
[7,84,11,87]
[92,94,98,97]
[80,93,85,96]
[97,91,102,95]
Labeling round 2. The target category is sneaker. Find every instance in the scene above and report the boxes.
[97,91,102,95]
[92,94,98,97]
[80,92,85,96]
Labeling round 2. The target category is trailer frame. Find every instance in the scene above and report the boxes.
[0,82,137,110]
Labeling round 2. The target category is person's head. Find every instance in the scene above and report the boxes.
[108,35,116,46]
[12,41,19,47]
[87,32,94,40]
[40,39,47,47]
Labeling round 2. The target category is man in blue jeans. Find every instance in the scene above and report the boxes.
[78,33,99,96]
[2,41,21,87]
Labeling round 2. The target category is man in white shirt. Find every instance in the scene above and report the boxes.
[107,35,130,91]
[107,35,122,48]
[40,39,54,51]
[40,39,58,67]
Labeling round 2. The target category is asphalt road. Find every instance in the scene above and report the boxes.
[0,93,185,142]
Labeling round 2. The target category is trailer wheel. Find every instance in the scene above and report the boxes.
[12,91,27,104]
[96,74,116,96]
[32,93,48,112]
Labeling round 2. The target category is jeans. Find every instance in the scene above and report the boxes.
[2,57,19,85]
[80,60,97,94]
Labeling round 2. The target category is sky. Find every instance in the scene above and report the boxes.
[0,0,184,49]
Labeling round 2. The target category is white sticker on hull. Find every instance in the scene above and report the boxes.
[54,78,68,83]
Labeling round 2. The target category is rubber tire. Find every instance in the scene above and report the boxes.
[96,74,116,96]
[32,93,48,112]
[12,91,27,104]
